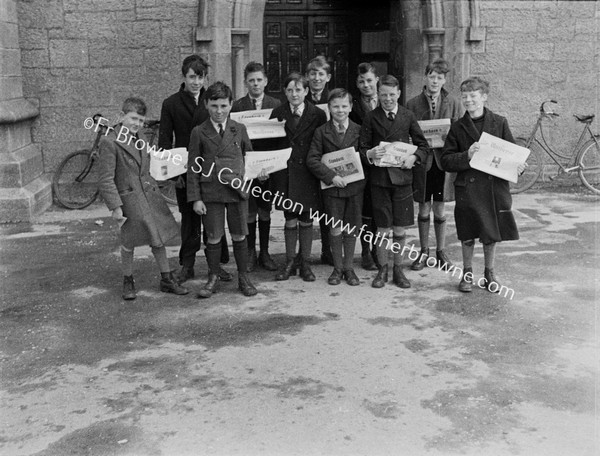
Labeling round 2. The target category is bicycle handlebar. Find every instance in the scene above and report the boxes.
[540,100,559,117]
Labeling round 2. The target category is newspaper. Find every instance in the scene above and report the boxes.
[230,109,286,140]
[320,147,365,189]
[418,118,451,148]
[375,141,418,167]
[470,132,530,183]
[149,147,188,180]
[316,103,330,121]
[244,147,292,179]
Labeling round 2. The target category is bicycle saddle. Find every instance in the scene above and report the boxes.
[574,114,595,123]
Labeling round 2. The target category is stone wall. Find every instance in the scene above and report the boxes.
[17,0,199,173]
[473,0,599,155]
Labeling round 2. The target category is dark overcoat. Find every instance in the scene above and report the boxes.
[441,108,519,243]
[98,128,180,248]
[187,119,253,204]
[406,87,463,202]
[269,102,327,214]
[358,106,430,188]
[349,94,376,126]
[306,119,366,198]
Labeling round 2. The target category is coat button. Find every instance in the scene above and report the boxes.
[469,177,475,183]
[488,176,493,180]
[298,158,304,164]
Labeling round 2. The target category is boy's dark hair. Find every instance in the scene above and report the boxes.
[244,61,266,79]
[425,58,450,75]
[378,74,400,90]
[284,72,309,90]
[181,54,209,77]
[460,76,490,94]
[205,81,233,102]
[306,55,331,75]
[357,62,378,77]
[122,97,147,116]
[327,88,352,106]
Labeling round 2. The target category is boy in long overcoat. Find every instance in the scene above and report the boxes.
[269,72,327,281]
[98,97,188,300]
[441,76,524,293]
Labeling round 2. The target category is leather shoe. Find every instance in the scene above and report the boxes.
[328,268,343,285]
[160,272,189,295]
[484,268,501,293]
[247,248,257,273]
[436,250,453,270]
[275,259,297,281]
[458,267,473,292]
[197,273,220,298]
[371,264,388,288]
[177,266,195,284]
[361,252,378,271]
[393,265,411,288]
[218,266,233,282]
[122,275,136,300]
[411,248,429,271]
[258,251,277,271]
[343,269,360,286]
[238,273,258,296]
[321,249,334,266]
[299,260,316,282]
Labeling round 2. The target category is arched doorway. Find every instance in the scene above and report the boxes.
[262,0,392,96]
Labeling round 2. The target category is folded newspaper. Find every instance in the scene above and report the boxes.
[230,109,286,140]
[320,147,365,189]
[418,118,451,148]
[244,148,292,179]
[149,147,188,180]
[375,141,418,167]
[469,132,530,183]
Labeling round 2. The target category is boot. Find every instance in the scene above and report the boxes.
[198,242,222,298]
[411,247,429,271]
[436,249,453,270]
[458,267,473,292]
[257,220,277,271]
[392,265,411,288]
[342,269,360,286]
[371,264,388,288]
[247,248,258,273]
[177,265,195,284]
[299,257,316,282]
[275,227,299,281]
[122,275,136,300]
[160,272,189,295]
[484,267,501,293]
[328,268,343,285]
[238,273,258,296]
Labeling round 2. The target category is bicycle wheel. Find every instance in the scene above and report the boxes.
[52,150,100,209]
[158,179,177,206]
[577,138,600,195]
[510,137,543,194]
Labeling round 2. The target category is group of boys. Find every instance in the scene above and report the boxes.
[118,53,463,299]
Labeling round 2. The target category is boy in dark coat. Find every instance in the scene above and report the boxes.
[98,97,188,300]
[349,62,380,271]
[158,55,230,284]
[187,82,257,298]
[359,75,429,289]
[231,62,281,272]
[305,56,334,266]
[269,72,327,281]
[441,76,524,293]
[406,58,464,271]
[307,88,365,286]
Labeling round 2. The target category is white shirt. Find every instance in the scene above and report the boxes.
[210,119,226,135]
[383,106,399,118]
[249,94,265,110]
[290,102,305,117]
[334,119,349,132]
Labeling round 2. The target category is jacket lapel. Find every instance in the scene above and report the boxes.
[293,104,315,139]
[343,122,361,149]
[460,111,482,143]
[115,132,142,167]
[200,121,221,148]
[219,120,236,152]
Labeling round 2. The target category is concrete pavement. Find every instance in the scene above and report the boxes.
[0,189,598,456]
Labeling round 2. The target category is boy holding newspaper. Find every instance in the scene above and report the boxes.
[307,88,366,286]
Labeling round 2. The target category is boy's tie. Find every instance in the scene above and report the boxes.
[291,107,300,129]
[218,123,224,138]
[252,98,257,110]
[337,122,346,139]
[387,111,395,122]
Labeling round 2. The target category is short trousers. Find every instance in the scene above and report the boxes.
[371,184,415,228]
[203,201,249,239]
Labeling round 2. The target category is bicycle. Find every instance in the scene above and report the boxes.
[510,100,600,195]
[52,115,178,209]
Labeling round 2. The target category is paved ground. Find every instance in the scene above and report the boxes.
[0,189,598,456]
